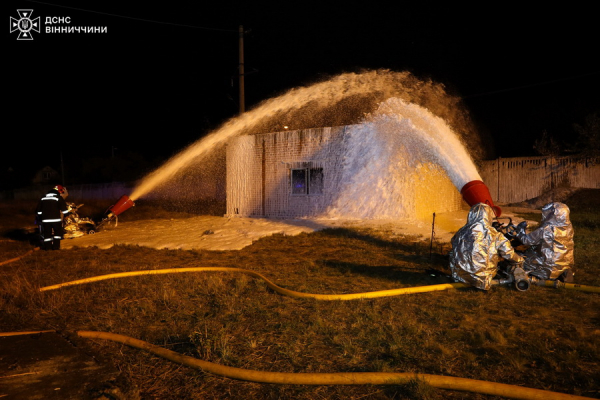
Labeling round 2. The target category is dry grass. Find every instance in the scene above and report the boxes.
[1,191,599,400]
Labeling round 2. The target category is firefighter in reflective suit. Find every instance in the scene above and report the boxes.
[36,185,70,250]
[516,202,575,282]
[449,203,524,290]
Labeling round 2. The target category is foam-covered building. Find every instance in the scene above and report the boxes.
[226,125,463,220]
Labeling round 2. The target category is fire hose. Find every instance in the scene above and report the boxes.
[0,248,37,267]
[7,268,599,399]
[37,267,469,298]
[4,184,598,398]
[75,330,595,399]
[38,267,600,295]
[0,330,591,400]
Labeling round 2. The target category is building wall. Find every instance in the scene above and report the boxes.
[227,126,348,218]
[226,135,263,216]
[265,126,348,218]
[479,156,600,203]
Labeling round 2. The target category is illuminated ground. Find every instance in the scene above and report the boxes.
[60,206,537,251]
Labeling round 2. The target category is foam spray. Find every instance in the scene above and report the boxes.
[129,70,483,219]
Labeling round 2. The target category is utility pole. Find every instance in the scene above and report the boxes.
[238,25,245,114]
[429,212,436,259]
[60,150,66,186]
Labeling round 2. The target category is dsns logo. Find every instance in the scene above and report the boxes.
[10,9,40,40]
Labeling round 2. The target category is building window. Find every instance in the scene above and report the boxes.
[309,167,323,194]
[291,168,323,195]
[291,169,307,195]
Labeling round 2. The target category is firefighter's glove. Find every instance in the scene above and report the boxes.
[516,221,528,236]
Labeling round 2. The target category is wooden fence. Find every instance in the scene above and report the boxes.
[478,156,599,203]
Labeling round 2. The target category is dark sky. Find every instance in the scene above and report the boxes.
[6,1,600,182]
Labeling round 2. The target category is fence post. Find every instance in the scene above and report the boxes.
[497,157,501,203]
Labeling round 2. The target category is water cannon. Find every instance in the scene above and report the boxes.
[96,195,135,230]
[106,195,135,218]
[460,180,502,218]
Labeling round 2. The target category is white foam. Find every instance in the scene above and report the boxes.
[130,72,481,220]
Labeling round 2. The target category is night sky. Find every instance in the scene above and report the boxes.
[7,1,600,186]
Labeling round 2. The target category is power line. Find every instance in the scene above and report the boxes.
[23,0,238,32]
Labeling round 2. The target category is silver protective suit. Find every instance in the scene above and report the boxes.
[449,203,524,290]
[517,202,574,280]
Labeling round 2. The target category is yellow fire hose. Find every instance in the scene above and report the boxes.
[0,329,55,336]
[38,267,470,299]
[79,330,592,400]
[38,266,600,296]
[3,233,598,399]
[3,249,599,295]
[0,329,590,400]
[0,249,37,267]
[7,267,599,399]
[538,279,600,293]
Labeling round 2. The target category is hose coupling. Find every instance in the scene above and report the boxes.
[513,267,531,291]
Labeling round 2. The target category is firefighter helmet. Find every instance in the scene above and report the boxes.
[54,185,66,194]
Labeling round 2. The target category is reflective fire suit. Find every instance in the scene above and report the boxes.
[516,202,574,281]
[449,203,524,290]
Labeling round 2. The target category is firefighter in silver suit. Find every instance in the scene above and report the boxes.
[516,202,574,282]
[449,203,524,290]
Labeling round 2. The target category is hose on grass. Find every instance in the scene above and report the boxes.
[78,331,588,400]
[538,280,600,293]
[0,330,55,336]
[0,330,590,400]
[38,267,600,297]
[5,246,597,296]
[38,267,469,299]
[0,248,37,267]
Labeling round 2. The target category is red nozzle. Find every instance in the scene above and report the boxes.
[108,195,135,217]
[460,180,502,217]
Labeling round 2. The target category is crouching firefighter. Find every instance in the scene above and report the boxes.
[449,203,524,290]
[515,202,575,282]
[36,185,70,250]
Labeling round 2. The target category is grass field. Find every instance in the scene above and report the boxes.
[1,190,599,400]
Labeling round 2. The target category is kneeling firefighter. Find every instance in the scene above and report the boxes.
[36,185,70,250]
[449,203,524,290]
[516,202,574,282]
